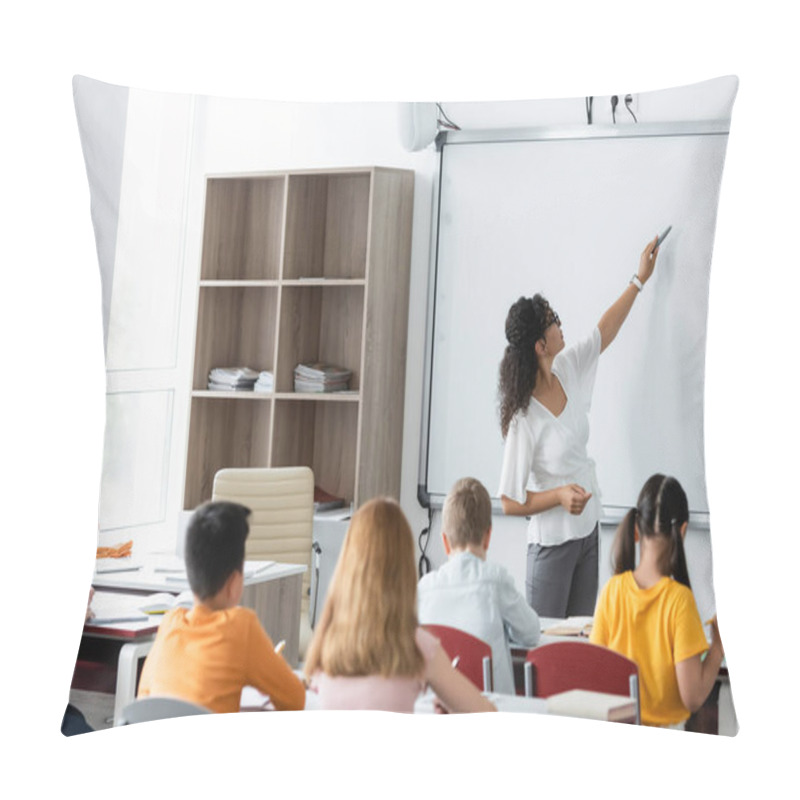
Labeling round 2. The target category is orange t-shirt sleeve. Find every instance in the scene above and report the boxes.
[243,613,306,711]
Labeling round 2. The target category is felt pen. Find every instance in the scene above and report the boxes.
[656,225,672,248]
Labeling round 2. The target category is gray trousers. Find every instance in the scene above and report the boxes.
[526,525,599,618]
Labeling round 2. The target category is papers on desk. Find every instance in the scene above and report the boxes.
[88,592,149,624]
[240,686,274,711]
[138,590,194,615]
[88,590,194,622]
[162,560,276,584]
[542,616,594,637]
[95,557,143,574]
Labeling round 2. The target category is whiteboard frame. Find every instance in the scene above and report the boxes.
[417,120,728,527]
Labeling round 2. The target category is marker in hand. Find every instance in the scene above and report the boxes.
[656,225,672,248]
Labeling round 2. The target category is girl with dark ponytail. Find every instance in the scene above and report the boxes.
[498,236,661,618]
[591,474,725,728]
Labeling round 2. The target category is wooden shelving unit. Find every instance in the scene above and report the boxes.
[184,167,415,511]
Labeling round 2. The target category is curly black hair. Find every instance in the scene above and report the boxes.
[498,294,554,438]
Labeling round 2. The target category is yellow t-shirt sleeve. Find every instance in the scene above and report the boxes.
[589,581,610,647]
[673,588,709,664]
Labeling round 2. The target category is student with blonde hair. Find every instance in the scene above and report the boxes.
[590,474,724,728]
[304,497,496,713]
[418,477,540,694]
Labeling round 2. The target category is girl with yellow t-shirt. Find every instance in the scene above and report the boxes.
[590,474,725,728]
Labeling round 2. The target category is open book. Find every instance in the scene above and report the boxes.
[138,590,195,615]
[87,590,193,623]
[542,616,594,637]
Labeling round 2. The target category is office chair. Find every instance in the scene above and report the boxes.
[523,641,640,724]
[118,697,211,725]
[212,466,316,660]
[422,624,494,692]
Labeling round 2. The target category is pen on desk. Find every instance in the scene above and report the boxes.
[274,640,286,655]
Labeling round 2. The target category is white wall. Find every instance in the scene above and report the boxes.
[104,85,722,611]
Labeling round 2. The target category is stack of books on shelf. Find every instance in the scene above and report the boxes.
[253,371,274,393]
[294,362,352,393]
[208,367,259,391]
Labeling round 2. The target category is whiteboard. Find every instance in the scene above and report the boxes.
[421,126,730,516]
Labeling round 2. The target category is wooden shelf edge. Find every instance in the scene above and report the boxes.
[274,392,360,402]
[192,390,275,400]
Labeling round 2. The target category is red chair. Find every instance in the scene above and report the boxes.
[422,624,494,691]
[524,641,640,724]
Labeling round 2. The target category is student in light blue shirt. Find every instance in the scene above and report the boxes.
[418,477,541,695]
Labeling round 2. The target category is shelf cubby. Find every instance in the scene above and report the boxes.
[192,286,278,390]
[185,167,414,510]
[184,396,273,510]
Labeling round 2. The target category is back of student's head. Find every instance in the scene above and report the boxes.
[304,497,423,679]
[185,501,250,600]
[612,473,691,588]
[443,477,492,548]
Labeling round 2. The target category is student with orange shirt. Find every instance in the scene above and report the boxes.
[590,474,724,729]
[138,501,305,713]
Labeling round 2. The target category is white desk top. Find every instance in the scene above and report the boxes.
[239,684,549,714]
[92,552,305,593]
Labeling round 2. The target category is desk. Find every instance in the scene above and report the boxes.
[93,553,306,666]
[79,595,161,726]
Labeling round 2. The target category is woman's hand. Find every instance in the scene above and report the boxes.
[558,484,592,515]
[637,235,660,286]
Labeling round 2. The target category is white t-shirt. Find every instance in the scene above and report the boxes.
[418,551,541,695]
[498,326,602,546]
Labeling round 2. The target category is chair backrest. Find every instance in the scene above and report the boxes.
[119,697,211,725]
[524,641,640,723]
[422,624,493,692]
[212,466,315,657]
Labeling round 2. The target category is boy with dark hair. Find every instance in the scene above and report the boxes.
[418,477,541,694]
[138,501,305,713]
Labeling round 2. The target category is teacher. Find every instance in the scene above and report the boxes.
[497,236,660,618]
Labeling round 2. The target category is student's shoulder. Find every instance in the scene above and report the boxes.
[665,579,700,612]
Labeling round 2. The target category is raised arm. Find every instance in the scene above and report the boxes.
[597,235,659,353]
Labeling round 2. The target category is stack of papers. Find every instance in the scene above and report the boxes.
[164,560,275,584]
[542,616,594,637]
[294,362,352,393]
[254,370,274,392]
[208,366,259,391]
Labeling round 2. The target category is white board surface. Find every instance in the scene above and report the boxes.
[423,128,730,515]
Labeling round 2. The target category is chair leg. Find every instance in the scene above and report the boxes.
[629,674,641,725]
[113,640,153,727]
[482,656,493,693]
[524,662,535,698]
